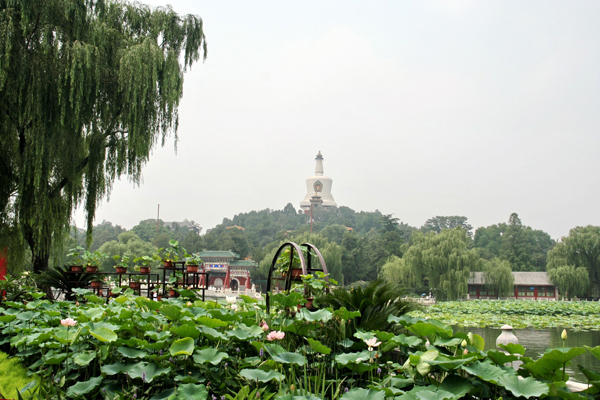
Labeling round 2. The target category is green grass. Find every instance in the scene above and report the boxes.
[0,352,36,399]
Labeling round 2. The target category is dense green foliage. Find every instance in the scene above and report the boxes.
[0,0,207,273]
[474,213,555,271]
[0,351,36,400]
[1,287,600,399]
[402,229,481,300]
[482,258,514,298]
[317,280,421,335]
[411,300,600,330]
[547,226,600,297]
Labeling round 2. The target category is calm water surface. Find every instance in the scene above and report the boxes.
[453,326,600,383]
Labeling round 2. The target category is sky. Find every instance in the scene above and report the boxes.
[74,0,600,240]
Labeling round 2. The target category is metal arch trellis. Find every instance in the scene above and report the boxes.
[265,241,329,313]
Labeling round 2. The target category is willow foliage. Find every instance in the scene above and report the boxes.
[0,0,207,272]
[403,228,481,301]
[547,225,600,297]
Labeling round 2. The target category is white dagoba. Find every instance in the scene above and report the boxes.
[300,151,337,210]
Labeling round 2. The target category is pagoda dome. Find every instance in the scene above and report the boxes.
[300,151,337,210]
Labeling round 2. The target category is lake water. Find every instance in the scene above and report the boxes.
[454,326,600,383]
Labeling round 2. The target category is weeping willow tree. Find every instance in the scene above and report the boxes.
[482,258,514,298]
[546,226,599,297]
[403,228,482,301]
[0,0,207,273]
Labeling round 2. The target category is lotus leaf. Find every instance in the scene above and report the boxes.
[499,343,525,355]
[44,353,67,364]
[340,388,385,400]
[169,337,194,356]
[486,350,519,366]
[497,375,549,398]
[305,338,331,355]
[164,383,207,400]
[159,304,182,321]
[270,351,306,365]
[66,376,103,398]
[127,361,171,382]
[171,324,200,339]
[541,347,586,364]
[73,351,96,366]
[461,361,508,383]
[101,362,130,375]
[438,375,474,399]
[193,347,229,365]
[295,308,332,322]
[391,334,423,348]
[117,346,147,358]
[239,368,285,382]
[195,316,228,328]
[90,327,118,343]
[240,294,259,304]
[199,326,227,341]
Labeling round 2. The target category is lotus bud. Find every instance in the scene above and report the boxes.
[461,339,468,348]
[467,332,473,343]
[561,329,568,340]
[187,301,192,307]
[463,349,468,355]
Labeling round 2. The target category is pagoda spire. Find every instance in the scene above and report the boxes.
[315,151,324,176]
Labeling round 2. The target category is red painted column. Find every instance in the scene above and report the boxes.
[0,248,6,280]
[224,265,230,289]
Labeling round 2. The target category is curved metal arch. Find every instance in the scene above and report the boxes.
[265,241,329,312]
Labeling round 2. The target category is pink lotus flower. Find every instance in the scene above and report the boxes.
[60,318,77,327]
[364,338,381,351]
[262,323,269,332]
[266,330,285,341]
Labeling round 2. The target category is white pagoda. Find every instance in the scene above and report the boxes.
[300,151,337,211]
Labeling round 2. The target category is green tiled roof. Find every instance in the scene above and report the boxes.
[229,260,258,268]
[197,250,238,259]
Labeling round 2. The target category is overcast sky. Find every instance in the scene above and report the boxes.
[74,0,600,240]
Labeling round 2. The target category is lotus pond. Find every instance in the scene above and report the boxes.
[3,289,600,399]
[409,300,600,330]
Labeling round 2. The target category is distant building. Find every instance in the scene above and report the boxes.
[468,271,558,300]
[196,250,257,291]
[300,151,337,211]
[163,219,202,235]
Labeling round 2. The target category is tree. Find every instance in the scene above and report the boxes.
[473,223,506,259]
[500,213,533,271]
[422,216,473,237]
[98,232,158,272]
[403,228,482,300]
[547,264,588,299]
[482,258,514,298]
[547,226,600,296]
[0,1,207,273]
[380,255,421,291]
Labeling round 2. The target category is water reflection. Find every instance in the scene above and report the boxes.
[454,326,600,383]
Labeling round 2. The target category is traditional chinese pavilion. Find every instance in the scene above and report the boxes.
[197,250,257,291]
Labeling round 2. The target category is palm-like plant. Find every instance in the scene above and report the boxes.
[317,279,421,334]
[37,265,95,301]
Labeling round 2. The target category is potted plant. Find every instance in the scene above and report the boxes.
[166,285,178,297]
[129,275,142,290]
[113,252,132,274]
[275,246,310,278]
[299,271,337,309]
[83,250,108,273]
[185,252,203,273]
[134,255,154,274]
[90,276,103,289]
[155,240,183,268]
[67,246,85,272]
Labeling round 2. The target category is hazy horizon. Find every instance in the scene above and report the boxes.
[74,1,600,240]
